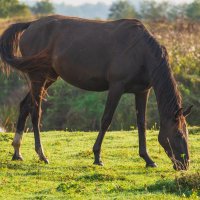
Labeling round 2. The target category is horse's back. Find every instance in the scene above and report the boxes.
[19,15,149,92]
[20,15,145,55]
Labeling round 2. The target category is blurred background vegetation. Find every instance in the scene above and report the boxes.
[0,0,199,131]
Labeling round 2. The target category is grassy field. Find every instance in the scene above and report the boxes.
[0,128,199,200]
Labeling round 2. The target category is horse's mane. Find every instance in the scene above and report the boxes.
[143,30,182,115]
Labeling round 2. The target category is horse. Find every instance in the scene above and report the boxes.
[0,15,192,170]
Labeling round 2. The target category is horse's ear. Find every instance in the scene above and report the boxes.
[175,108,183,120]
[183,105,193,117]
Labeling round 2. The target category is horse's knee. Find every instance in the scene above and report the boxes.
[101,114,112,131]
[137,120,146,130]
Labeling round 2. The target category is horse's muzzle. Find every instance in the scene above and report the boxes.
[173,160,190,171]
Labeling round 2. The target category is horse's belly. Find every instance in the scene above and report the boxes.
[59,72,109,91]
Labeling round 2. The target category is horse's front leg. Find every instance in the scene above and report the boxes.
[135,91,157,167]
[93,82,124,165]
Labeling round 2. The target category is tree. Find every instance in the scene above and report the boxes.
[186,0,200,20]
[31,0,54,15]
[108,0,138,20]
[140,0,170,21]
[167,4,187,21]
[0,0,31,18]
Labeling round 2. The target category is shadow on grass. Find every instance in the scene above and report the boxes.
[107,176,200,198]
[0,134,12,142]
[146,177,200,198]
[76,172,126,182]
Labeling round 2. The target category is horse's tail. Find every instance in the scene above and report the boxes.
[0,22,50,74]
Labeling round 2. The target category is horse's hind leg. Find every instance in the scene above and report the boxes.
[12,93,31,160]
[12,73,57,162]
[93,82,124,165]
[30,72,58,163]
[29,76,48,163]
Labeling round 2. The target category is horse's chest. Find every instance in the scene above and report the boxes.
[125,83,151,93]
[124,73,151,93]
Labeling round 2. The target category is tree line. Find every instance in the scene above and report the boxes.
[1,0,200,21]
[108,0,200,21]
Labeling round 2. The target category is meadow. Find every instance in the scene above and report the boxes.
[0,127,199,200]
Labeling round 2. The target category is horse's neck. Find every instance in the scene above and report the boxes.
[150,61,182,119]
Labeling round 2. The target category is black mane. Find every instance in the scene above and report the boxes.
[144,30,182,115]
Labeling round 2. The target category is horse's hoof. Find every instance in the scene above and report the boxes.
[93,161,104,166]
[12,154,23,161]
[40,157,49,164]
[44,159,49,164]
[146,163,157,168]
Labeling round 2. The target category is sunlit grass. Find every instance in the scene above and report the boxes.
[0,128,199,199]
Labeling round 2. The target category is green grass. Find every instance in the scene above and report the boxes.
[0,128,199,200]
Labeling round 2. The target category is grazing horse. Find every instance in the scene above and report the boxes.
[0,15,192,170]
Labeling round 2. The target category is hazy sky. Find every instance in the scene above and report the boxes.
[60,0,192,5]
[21,0,194,6]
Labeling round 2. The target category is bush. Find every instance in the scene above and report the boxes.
[0,0,31,18]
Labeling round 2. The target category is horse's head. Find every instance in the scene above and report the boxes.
[158,106,192,170]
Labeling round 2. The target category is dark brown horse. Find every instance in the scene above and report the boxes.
[0,15,192,170]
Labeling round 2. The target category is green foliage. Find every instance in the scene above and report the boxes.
[134,0,200,21]
[175,172,200,193]
[31,0,54,15]
[0,73,25,131]
[167,4,187,21]
[42,79,105,131]
[0,73,23,103]
[0,128,199,199]
[43,80,135,131]
[108,0,138,20]
[140,0,200,21]
[0,105,18,131]
[186,0,200,20]
[140,0,170,21]
[0,0,31,18]
[147,172,200,198]
[0,133,12,141]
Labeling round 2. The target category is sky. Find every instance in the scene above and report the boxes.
[48,0,114,5]
[21,0,194,6]
[59,0,192,5]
